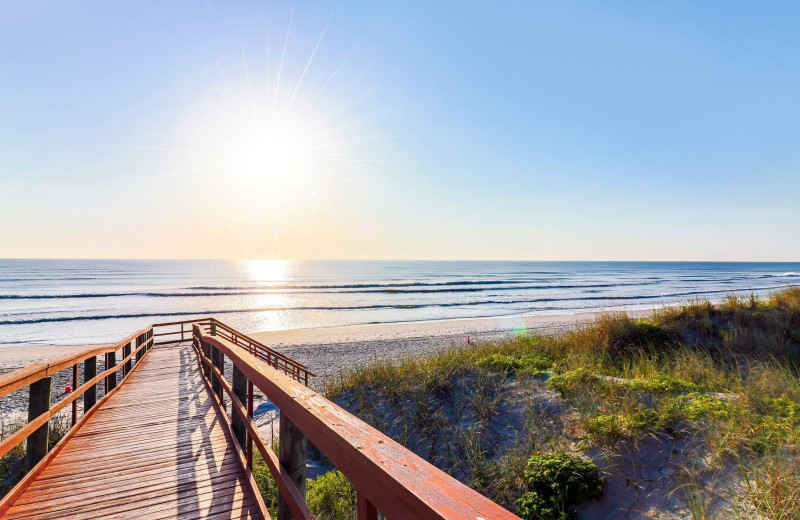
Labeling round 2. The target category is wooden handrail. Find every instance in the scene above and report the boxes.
[194,337,313,520]
[152,317,315,383]
[0,319,519,519]
[195,326,520,520]
[0,327,154,510]
[0,338,149,459]
[0,337,155,517]
[0,327,151,399]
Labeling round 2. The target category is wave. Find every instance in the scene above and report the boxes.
[5,283,797,325]
[0,281,665,300]
[186,280,534,290]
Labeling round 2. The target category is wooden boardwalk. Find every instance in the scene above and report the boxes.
[3,342,262,520]
[0,318,520,520]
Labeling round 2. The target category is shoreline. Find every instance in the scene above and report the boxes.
[250,309,654,386]
[0,308,654,420]
[0,309,654,383]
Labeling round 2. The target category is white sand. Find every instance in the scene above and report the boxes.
[0,345,89,375]
[0,309,653,391]
[250,310,652,387]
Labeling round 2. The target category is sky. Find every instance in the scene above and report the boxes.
[1,1,799,261]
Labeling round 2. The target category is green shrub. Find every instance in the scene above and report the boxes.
[306,470,357,519]
[477,353,553,375]
[619,374,701,394]
[759,395,800,421]
[583,409,659,443]
[546,368,601,397]
[748,395,800,452]
[518,490,575,520]
[661,392,735,423]
[251,452,279,517]
[516,451,603,520]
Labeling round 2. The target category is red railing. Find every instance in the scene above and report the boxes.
[193,323,520,520]
[0,319,519,519]
[152,318,314,384]
[0,328,154,514]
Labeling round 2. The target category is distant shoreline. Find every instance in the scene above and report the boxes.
[0,308,654,379]
[250,308,655,386]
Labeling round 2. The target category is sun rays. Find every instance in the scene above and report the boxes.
[133,9,404,261]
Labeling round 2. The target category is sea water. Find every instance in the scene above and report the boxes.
[1,259,798,346]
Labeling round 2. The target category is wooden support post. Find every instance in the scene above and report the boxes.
[278,414,307,520]
[107,351,117,391]
[211,346,223,401]
[123,341,132,376]
[247,380,254,469]
[71,364,78,425]
[232,364,247,449]
[103,354,109,393]
[135,335,143,363]
[84,356,97,411]
[26,377,52,472]
[202,341,210,377]
[357,491,378,520]
[211,321,217,336]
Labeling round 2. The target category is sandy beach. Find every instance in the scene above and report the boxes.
[0,309,649,441]
[0,309,651,390]
[250,309,652,386]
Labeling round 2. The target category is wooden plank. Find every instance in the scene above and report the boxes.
[198,351,312,520]
[0,343,154,517]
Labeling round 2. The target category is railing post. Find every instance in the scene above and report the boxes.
[71,364,78,425]
[84,356,97,411]
[278,414,307,520]
[202,341,210,377]
[135,335,143,363]
[357,491,378,520]
[26,377,52,471]
[211,346,224,402]
[232,364,247,448]
[246,380,254,469]
[123,341,132,376]
[107,350,117,391]
[211,320,217,336]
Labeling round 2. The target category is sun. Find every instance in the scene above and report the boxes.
[136,15,396,259]
[230,126,305,192]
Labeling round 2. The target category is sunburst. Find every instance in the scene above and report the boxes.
[133,9,405,261]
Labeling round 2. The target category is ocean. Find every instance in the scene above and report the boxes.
[0,260,798,347]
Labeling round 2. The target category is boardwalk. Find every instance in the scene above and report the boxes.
[3,342,262,520]
[0,319,520,520]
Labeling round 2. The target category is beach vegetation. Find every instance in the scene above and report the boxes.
[306,470,357,519]
[325,288,800,518]
[516,451,603,520]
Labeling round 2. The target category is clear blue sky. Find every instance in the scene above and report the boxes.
[2,1,799,260]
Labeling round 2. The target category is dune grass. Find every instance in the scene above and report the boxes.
[324,288,800,519]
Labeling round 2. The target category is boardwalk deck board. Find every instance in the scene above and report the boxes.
[3,343,262,520]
